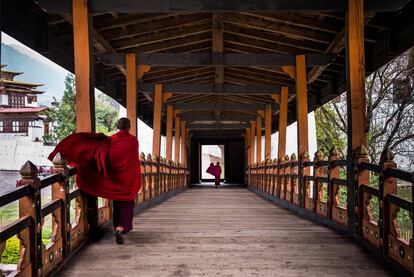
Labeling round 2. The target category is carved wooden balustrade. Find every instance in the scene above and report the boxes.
[356,147,413,273]
[0,152,188,277]
[248,147,413,274]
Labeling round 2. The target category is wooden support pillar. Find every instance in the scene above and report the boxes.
[166,105,174,161]
[73,0,94,132]
[174,117,181,162]
[250,121,256,164]
[296,55,309,159]
[246,128,251,165]
[126,53,137,137]
[246,127,251,185]
[296,54,309,208]
[256,114,262,162]
[346,0,366,235]
[152,84,162,157]
[265,104,272,160]
[72,0,98,237]
[278,86,288,160]
[180,121,186,166]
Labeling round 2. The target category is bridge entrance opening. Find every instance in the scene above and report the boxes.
[190,138,245,185]
[200,144,225,181]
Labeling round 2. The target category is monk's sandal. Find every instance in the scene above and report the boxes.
[114,230,125,245]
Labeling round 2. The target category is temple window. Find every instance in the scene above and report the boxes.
[12,121,19,132]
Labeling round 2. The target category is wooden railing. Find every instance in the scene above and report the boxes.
[0,153,188,277]
[248,147,413,274]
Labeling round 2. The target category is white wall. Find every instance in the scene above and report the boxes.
[0,138,54,170]
[28,125,44,142]
[0,94,8,106]
[271,111,317,159]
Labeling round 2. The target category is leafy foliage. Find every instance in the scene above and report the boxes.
[315,48,414,167]
[1,236,19,264]
[43,74,76,144]
[315,104,347,156]
[95,93,119,136]
[43,74,120,143]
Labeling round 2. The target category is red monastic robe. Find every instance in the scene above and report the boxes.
[206,163,221,179]
[215,165,222,178]
[48,130,141,201]
[206,163,215,176]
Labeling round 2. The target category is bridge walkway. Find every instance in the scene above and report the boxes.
[59,187,394,276]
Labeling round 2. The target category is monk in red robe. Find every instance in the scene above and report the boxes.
[48,118,140,244]
[214,162,222,188]
[206,162,215,176]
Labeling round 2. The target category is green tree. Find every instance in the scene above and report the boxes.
[315,103,347,156]
[43,74,120,143]
[314,47,414,167]
[95,93,119,135]
[43,74,76,144]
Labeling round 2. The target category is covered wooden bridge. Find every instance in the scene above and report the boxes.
[0,0,413,276]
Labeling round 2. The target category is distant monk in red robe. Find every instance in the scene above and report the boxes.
[214,162,222,188]
[206,162,215,176]
[48,118,140,245]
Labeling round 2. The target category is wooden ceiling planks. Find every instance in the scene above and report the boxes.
[6,0,411,135]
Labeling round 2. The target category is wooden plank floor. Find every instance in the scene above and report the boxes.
[60,188,395,276]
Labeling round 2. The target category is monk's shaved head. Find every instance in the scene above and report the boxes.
[117,117,131,131]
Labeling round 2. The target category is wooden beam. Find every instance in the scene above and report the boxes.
[180,121,186,165]
[138,83,290,95]
[137,65,151,79]
[162,92,173,103]
[174,116,181,162]
[166,105,174,160]
[308,12,376,84]
[265,104,272,160]
[152,84,163,157]
[37,0,407,13]
[173,103,275,111]
[187,123,250,129]
[97,53,334,67]
[256,113,262,162]
[346,0,367,235]
[250,121,256,164]
[73,0,94,132]
[282,65,296,79]
[213,13,224,118]
[271,94,280,103]
[295,54,309,208]
[179,114,257,122]
[103,14,211,41]
[126,53,137,137]
[278,86,288,159]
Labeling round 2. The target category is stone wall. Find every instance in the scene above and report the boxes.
[0,137,53,170]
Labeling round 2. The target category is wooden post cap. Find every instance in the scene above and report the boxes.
[314,150,324,161]
[284,155,290,162]
[20,160,38,179]
[380,148,395,164]
[52,153,67,167]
